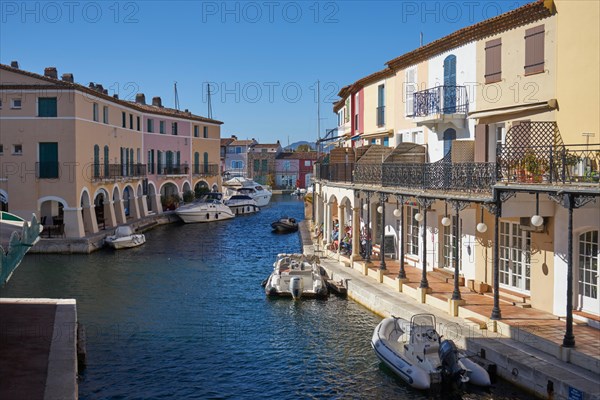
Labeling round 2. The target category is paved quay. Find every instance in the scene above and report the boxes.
[298,221,600,400]
[0,298,79,400]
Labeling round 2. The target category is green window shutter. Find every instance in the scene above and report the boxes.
[203,152,209,173]
[194,152,200,174]
[262,159,268,171]
[254,159,259,171]
[104,146,110,176]
[38,142,58,178]
[93,145,100,177]
[38,97,57,117]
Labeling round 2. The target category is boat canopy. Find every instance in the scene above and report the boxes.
[115,226,134,237]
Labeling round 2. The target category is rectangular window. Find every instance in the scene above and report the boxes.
[254,159,260,172]
[261,159,268,171]
[103,106,109,124]
[203,126,208,138]
[172,122,178,135]
[0,144,3,155]
[405,68,416,116]
[159,121,165,134]
[38,97,57,117]
[136,116,140,131]
[12,144,23,155]
[38,142,59,179]
[148,119,154,133]
[129,114,133,129]
[194,125,199,137]
[122,112,126,128]
[377,84,385,126]
[304,160,311,167]
[406,206,420,256]
[261,149,267,153]
[11,98,22,109]
[92,103,99,121]
[236,147,242,154]
[524,25,545,75]
[0,100,3,109]
[485,38,502,83]
[344,99,350,123]
[441,216,458,270]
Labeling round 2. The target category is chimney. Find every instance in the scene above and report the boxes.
[113,94,119,99]
[10,61,19,69]
[135,93,146,104]
[44,67,58,79]
[61,73,74,83]
[152,96,162,107]
[89,82,96,89]
[232,135,237,139]
[96,84,104,93]
[103,89,108,95]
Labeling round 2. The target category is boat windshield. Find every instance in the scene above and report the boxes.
[411,314,436,330]
[200,192,223,202]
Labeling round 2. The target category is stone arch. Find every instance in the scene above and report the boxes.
[194,180,210,198]
[0,189,8,212]
[160,182,180,211]
[122,184,136,218]
[38,196,70,237]
[211,183,219,192]
[80,188,98,235]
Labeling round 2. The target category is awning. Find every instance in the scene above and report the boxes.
[360,129,394,140]
[468,99,557,120]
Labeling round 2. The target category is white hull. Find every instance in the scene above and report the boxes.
[228,204,260,215]
[177,208,235,223]
[264,253,328,299]
[105,234,146,249]
[223,178,272,207]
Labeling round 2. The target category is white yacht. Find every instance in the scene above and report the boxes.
[223,177,272,207]
[371,313,491,390]
[224,195,260,215]
[263,253,328,299]
[175,193,235,223]
[105,226,146,249]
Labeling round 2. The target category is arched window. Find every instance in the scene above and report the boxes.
[443,54,457,113]
[129,148,134,176]
[194,152,200,174]
[93,145,100,178]
[578,230,599,313]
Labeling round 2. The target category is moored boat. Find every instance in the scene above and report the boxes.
[224,195,260,215]
[371,314,491,390]
[105,226,146,249]
[175,193,235,223]
[264,253,328,299]
[271,217,298,233]
[223,177,272,207]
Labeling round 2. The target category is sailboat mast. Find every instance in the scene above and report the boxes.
[317,80,321,155]
[207,83,213,119]
[174,82,180,110]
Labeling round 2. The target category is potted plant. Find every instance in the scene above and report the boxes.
[523,150,548,183]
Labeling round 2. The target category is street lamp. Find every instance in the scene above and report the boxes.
[531,192,544,227]
[441,202,451,227]
[477,206,488,233]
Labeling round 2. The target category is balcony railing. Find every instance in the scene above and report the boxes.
[90,163,147,181]
[376,106,385,126]
[192,163,220,177]
[498,143,600,185]
[318,161,496,193]
[157,164,189,176]
[413,85,468,117]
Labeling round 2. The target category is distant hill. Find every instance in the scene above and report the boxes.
[285,141,316,151]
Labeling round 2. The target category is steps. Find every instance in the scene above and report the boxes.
[484,288,531,308]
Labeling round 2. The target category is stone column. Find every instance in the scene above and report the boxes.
[151,194,162,214]
[337,204,345,256]
[138,195,149,217]
[351,206,361,261]
[325,201,333,247]
[82,205,99,235]
[115,199,127,224]
[130,195,142,220]
[104,200,117,228]
[63,207,85,238]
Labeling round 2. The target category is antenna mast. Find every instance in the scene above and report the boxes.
[174,82,180,110]
[207,83,213,119]
[317,80,321,154]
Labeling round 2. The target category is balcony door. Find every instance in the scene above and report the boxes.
[577,230,599,315]
[499,221,531,293]
[443,55,456,113]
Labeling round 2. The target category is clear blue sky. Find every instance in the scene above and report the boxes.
[1,0,528,145]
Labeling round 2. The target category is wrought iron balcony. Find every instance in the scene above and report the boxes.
[317,161,496,193]
[157,164,189,176]
[497,143,600,185]
[413,86,468,117]
[192,163,220,177]
[88,164,147,181]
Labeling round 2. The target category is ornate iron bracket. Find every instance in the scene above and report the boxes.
[448,200,470,212]
[379,192,389,203]
[548,193,597,209]
[482,201,499,216]
[416,197,435,209]
[498,191,517,203]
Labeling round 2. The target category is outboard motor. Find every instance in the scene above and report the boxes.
[439,340,468,384]
[290,277,303,300]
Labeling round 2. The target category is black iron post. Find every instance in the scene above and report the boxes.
[490,197,502,320]
[379,192,388,271]
[563,193,575,347]
[398,195,406,279]
[417,197,434,289]
[365,191,372,263]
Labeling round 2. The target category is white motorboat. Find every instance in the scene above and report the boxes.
[175,193,235,223]
[224,195,260,215]
[105,226,146,249]
[371,314,491,390]
[264,253,328,299]
[223,177,272,207]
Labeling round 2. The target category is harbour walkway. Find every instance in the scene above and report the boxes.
[299,221,600,400]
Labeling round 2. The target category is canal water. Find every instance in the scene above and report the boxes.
[2,195,535,399]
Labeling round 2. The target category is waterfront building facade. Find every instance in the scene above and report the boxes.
[0,63,222,238]
[247,141,283,186]
[274,151,318,189]
[316,0,600,342]
[223,138,257,178]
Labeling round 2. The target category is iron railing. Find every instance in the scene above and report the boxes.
[157,164,189,175]
[318,162,496,193]
[87,164,147,181]
[498,143,600,184]
[413,85,468,117]
[192,163,220,177]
